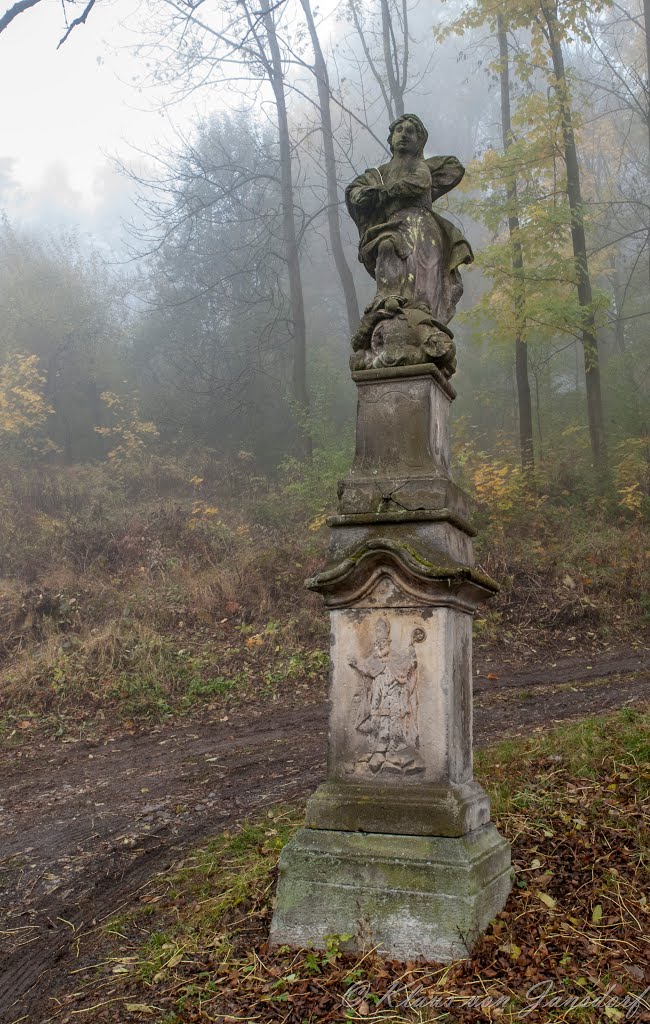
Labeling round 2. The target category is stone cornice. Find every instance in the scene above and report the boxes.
[306,537,498,609]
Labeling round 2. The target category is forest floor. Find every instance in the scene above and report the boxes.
[1,641,648,1024]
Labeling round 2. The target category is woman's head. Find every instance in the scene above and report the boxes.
[388,114,428,157]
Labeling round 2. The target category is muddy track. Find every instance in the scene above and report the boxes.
[1,648,648,1024]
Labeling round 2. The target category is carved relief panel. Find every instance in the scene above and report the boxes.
[328,602,474,785]
[347,616,426,777]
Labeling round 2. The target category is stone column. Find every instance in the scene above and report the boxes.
[270,365,512,962]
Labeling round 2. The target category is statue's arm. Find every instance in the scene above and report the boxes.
[426,156,466,201]
[383,165,431,203]
[346,170,384,212]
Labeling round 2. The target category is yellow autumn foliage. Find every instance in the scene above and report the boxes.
[95,391,159,463]
[614,438,649,519]
[0,353,54,451]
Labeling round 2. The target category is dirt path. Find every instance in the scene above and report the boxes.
[1,646,648,1024]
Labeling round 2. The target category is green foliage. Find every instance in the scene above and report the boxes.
[277,441,351,523]
[277,352,355,523]
[476,706,650,813]
[451,36,611,354]
[614,437,649,519]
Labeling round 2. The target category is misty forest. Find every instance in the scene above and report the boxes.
[0,0,649,1020]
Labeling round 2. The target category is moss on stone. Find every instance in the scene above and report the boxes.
[306,536,498,596]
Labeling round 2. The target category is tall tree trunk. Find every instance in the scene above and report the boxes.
[541,2,606,471]
[299,0,360,334]
[497,13,534,475]
[381,0,405,117]
[612,263,626,358]
[260,0,311,454]
[643,0,650,295]
[347,0,408,123]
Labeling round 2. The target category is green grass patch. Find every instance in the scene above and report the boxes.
[476,705,650,815]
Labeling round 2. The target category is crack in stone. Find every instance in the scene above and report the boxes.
[375,480,440,515]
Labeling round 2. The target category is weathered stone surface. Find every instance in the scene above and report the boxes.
[270,173,512,959]
[270,825,512,962]
[307,538,496,607]
[349,367,454,480]
[350,310,458,374]
[332,366,475,570]
[327,518,477,574]
[337,476,472,522]
[305,779,490,836]
[322,604,474,785]
[345,115,472,376]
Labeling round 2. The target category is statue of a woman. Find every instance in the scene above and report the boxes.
[345,114,472,376]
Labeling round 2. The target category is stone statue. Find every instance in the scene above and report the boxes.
[348,618,425,776]
[271,116,511,959]
[345,114,473,376]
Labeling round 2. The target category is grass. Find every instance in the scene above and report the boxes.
[54,706,649,1023]
[476,704,650,813]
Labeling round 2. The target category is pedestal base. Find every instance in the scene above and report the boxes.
[270,824,512,962]
[305,779,490,836]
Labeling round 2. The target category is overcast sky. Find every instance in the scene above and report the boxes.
[0,0,463,247]
[0,0,205,241]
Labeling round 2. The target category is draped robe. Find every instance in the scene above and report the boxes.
[345,155,473,327]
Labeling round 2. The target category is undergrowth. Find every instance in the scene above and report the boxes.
[0,452,647,741]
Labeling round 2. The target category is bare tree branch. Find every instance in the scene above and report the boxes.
[0,0,42,36]
[57,0,97,47]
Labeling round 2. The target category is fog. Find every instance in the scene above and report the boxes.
[0,0,647,471]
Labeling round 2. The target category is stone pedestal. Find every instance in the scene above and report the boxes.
[270,364,512,961]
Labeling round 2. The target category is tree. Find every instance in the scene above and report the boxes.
[581,1,650,298]
[0,352,53,452]
[130,0,315,455]
[496,12,534,473]
[127,113,300,462]
[539,0,606,471]
[0,219,128,461]
[442,0,611,471]
[346,0,412,121]
[298,0,360,333]
[0,0,97,46]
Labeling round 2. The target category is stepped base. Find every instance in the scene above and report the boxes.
[270,824,512,962]
[305,780,490,836]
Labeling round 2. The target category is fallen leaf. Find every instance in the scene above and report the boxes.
[537,892,557,909]
[499,942,521,960]
[625,965,645,982]
[604,1008,624,1021]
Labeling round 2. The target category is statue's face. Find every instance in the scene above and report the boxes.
[391,118,421,156]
